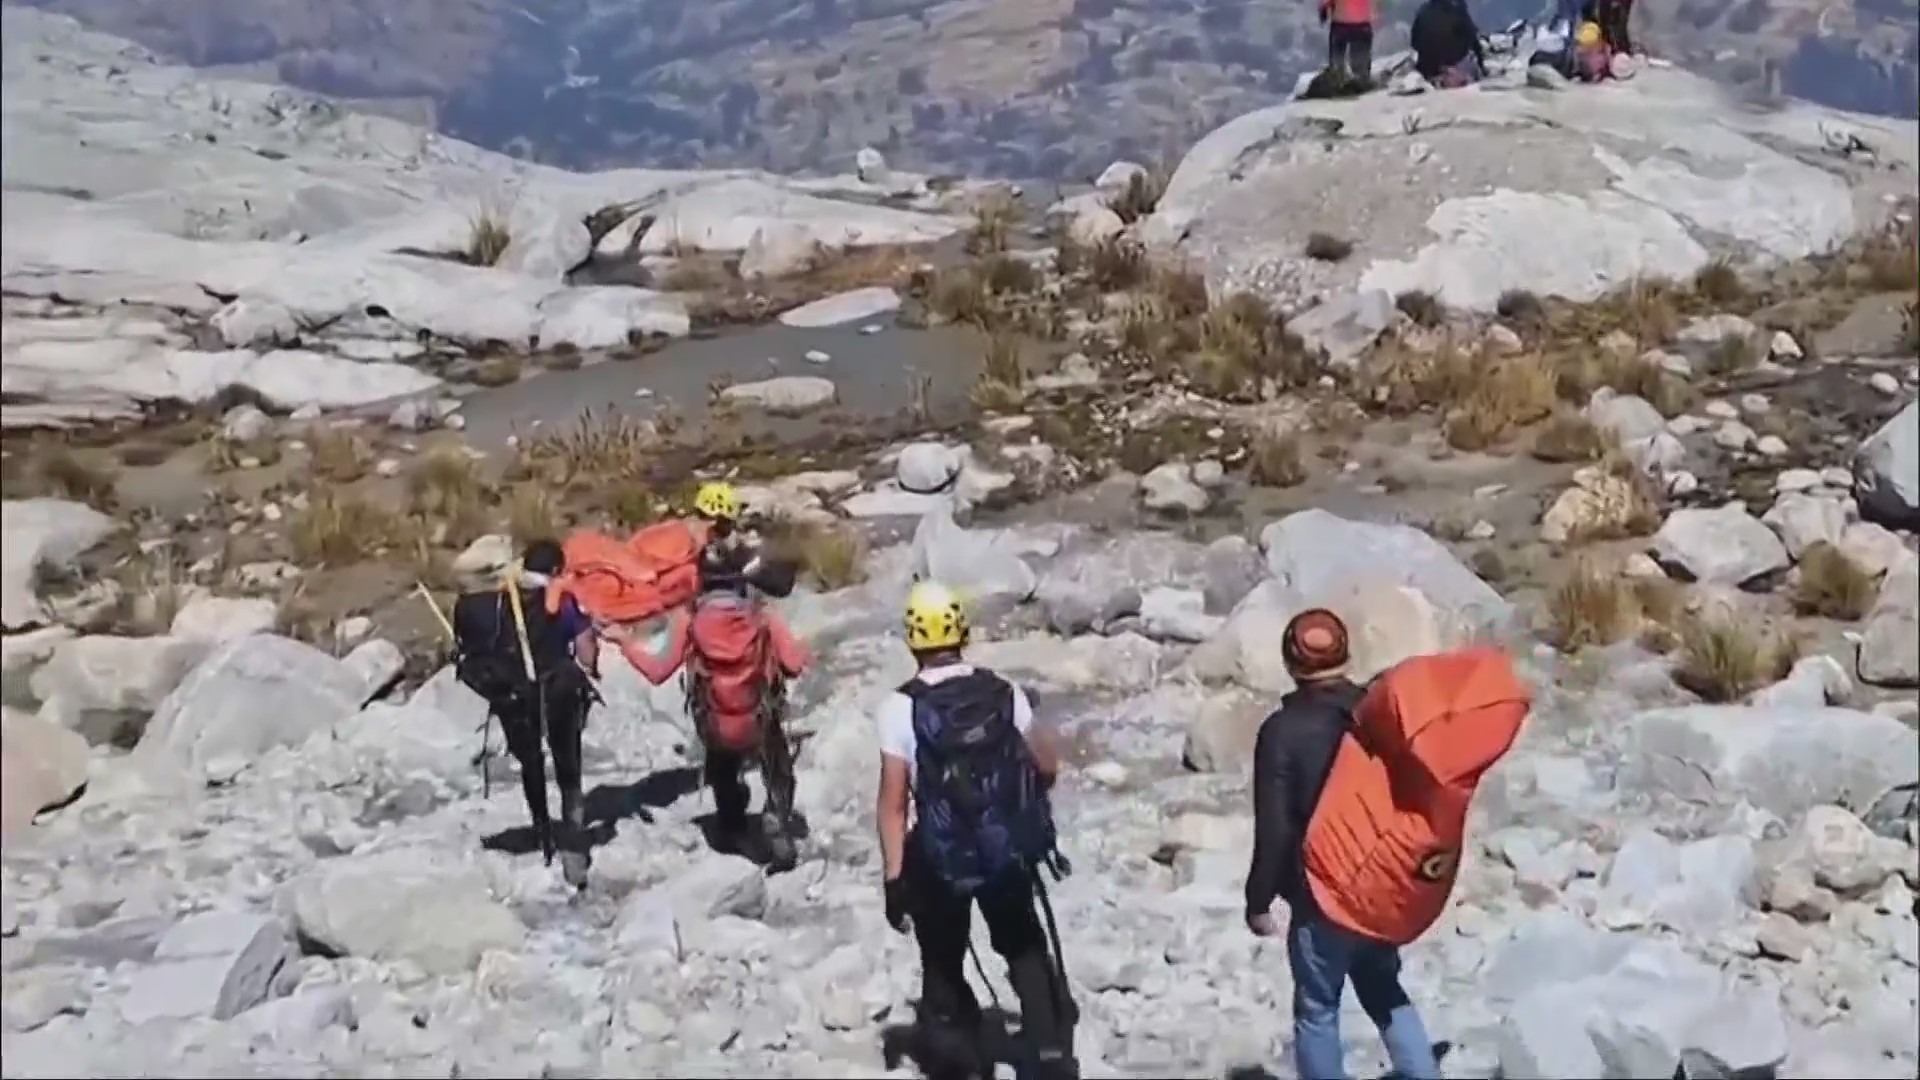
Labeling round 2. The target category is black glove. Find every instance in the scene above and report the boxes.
[884,877,910,934]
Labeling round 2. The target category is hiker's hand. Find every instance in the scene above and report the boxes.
[1246,910,1278,938]
[883,877,910,934]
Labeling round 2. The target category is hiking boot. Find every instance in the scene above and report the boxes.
[1034,1049,1079,1080]
[559,849,590,891]
[535,820,557,866]
[762,813,797,872]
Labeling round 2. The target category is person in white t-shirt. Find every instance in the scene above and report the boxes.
[873,581,1076,1080]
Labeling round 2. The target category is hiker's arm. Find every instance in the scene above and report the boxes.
[876,754,911,881]
[764,611,811,676]
[1245,715,1295,918]
[1012,686,1060,785]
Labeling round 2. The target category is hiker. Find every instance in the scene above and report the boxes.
[876,582,1078,1080]
[452,539,600,889]
[1589,0,1633,54]
[1570,19,1612,81]
[604,532,810,867]
[1244,609,1441,1080]
[1411,0,1487,87]
[691,481,762,587]
[1318,0,1376,93]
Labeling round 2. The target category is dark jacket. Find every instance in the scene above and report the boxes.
[1244,677,1366,918]
[1410,0,1485,79]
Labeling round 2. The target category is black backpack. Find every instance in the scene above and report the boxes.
[905,670,1057,895]
[452,587,553,712]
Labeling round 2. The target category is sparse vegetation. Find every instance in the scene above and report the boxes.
[1394,290,1445,328]
[1530,410,1612,463]
[1673,610,1799,703]
[1496,289,1546,330]
[1368,341,1479,416]
[1304,232,1355,263]
[1546,558,1643,651]
[308,429,371,483]
[290,491,403,566]
[465,209,512,267]
[1247,430,1308,488]
[1443,356,1556,451]
[1854,217,1919,293]
[968,195,1019,255]
[107,551,192,636]
[1151,264,1210,319]
[1692,258,1746,305]
[765,518,869,590]
[1792,541,1877,620]
[1110,170,1168,224]
[406,449,491,545]
[1178,292,1314,400]
[506,483,562,545]
[1084,237,1149,292]
[972,332,1027,412]
[514,409,655,491]
[472,354,525,388]
[32,444,119,509]
[1550,350,1692,417]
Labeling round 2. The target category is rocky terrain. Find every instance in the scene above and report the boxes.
[15,0,1920,178]
[4,7,1920,1079]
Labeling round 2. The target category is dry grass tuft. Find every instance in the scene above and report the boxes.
[406,449,492,545]
[1110,170,1168,224]
[968,196,1020,255]
[308,429,371,483]
[1544,558,1643,651]
[1443,356,1557,451]
[1395,290,1446,328]
[1083,237,1149,292]
[1853,217,1919,293]
[1791,541,1877,620]
[765,518,869,590]
[1152,264,1211,319]
[1304,232,1355,263]
[506,483,562,545]
[1368,341,1480,416]
[1673,611,1800,703]
[472,354,524,388]
[516,409,654,489]
[466,210,512,267]
[1592,279,1685,345]
[1550,350,1693,417]
[1181,293,1315,400]
[1247,430,1308,488]
[33,444,120,509]
[1530,410,1612,463]
[290,491,403,566]
[106,551,193,636]
[971,332,1027,412]
[1692,258,1746,305]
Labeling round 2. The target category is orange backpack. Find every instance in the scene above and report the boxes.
[1302,648,1532,946]
[545,521,704,625]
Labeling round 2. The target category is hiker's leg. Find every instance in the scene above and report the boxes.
[1349,938,1440,1080]
[1287,910,1353,1080]
[501,706,552,854]
[757,694,799,868]
[906,846,986,1077]
[979,873,1075,1076]
[1351,23,1375,86]
[547,691,590,886]
[704,748,751,838]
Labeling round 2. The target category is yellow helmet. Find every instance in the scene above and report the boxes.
[1575,20,1602,47]
[693,481,739,522]
[904,581,967,652]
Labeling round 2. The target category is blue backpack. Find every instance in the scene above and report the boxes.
[905,670,1058,895]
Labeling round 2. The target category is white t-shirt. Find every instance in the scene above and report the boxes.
[876,663,1035,786]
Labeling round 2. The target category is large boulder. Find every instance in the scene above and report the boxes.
[30,634,208,746]
[1257,509,1510,632]
[119,911,294,1024]
[1618,704,1919,822]
[1,499,115,631]
[719,376,837,416]
[908,505,1038,610]
[1855,400,1918,529]
[135,634,371,782]
[639,179,964,255]
[777,286,902,328]
[0,706,89,843]
[1186,579,1444,694]
[1142,64,1916,311]
[280,847,524,976]
[1858,559,1919,688]
[1651,504,1790,586]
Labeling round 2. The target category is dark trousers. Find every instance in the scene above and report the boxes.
[905,842,1076,1078]
[1327,22,1375,86]
[499,687,586,856]
[697,678,797,846]
[1595,0,1633,53]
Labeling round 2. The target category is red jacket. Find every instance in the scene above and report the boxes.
[1321,0,1374,25]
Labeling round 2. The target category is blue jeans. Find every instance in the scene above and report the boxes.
[1288,910,1440,1080]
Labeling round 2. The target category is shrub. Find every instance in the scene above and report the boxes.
[1673,611,1799,702]
[1110,170,1168,224]
[37,446,119,509]
[1443,356,1556,451]
[1792,541,1877,620]
[1496,289,1546,329]
[290,491,401,566]
[968,196,1019,255]
[308,429,371,483]
[1084,237,1149,291]
[1545,558,1644,651]
[1395,290,1445,328]
[1530,410,1612,463]
[1692,258,1746,305]
[1247,430,1307,488]
[466,210,512,267]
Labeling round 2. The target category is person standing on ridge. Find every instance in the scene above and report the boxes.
[1410,0,1488,86]
[875,582,1078,1080]
[1318,0,1376,92]
[1244,609,1440,1080]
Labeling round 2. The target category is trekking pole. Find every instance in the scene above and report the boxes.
[1031,863,1076,1024]
[967,939,1003,1012]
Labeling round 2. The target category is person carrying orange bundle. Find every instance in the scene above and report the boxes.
[606,481,811,868]
[1243,609,1440,1080]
